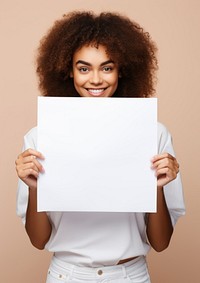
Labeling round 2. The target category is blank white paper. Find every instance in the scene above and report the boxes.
[37,97,157,212]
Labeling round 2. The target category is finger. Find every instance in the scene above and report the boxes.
[16,159,39,176]
[17,162,40,178]
[151,153,175,163]
[20,168,39,180]
[152,158,176,170]
[151,154,179,170]
[21,156,44,172]
[155,167,177,180]
[20,148,45,159]
[16,155,45,173]
[152,163,179,178]
[22,162,39,172]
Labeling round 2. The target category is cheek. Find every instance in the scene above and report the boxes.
[72,69,87,86]
[73,75,85,87]
[110,74,119,88]
[107,75,119,97]
[109,71,119,83]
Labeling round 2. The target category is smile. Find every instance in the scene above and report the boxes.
[86,88,107,96]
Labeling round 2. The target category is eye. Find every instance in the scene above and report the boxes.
[102,66,113,72]
[79,67,89,73]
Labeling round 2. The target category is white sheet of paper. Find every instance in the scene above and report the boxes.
[37,97,157,212]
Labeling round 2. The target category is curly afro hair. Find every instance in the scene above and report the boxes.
[36,11,158,98]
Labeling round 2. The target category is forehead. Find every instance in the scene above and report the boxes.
[73,44,111,63]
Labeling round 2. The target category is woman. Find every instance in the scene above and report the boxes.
[16,11,185,283]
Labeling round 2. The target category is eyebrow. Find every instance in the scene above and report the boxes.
[75,60,115,66]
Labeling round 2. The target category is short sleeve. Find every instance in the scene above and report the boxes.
[157,122,185,226]
[16,127,37,224]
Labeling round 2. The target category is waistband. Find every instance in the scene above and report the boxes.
[49,255,146,280]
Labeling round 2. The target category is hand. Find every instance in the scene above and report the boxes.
[15,149,45,189]
[151,153,179,188]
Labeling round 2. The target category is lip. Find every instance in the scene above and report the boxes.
[86,88,107,97]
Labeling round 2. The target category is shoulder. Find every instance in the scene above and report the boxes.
[157,121,170,137]
[23,126,37,149]
[157,122,171,142]
[157,122,174,154]
[25,126,37,138]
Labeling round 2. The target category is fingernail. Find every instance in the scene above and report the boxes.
[40,154,45,159]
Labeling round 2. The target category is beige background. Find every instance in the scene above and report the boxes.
[1,0,199,282]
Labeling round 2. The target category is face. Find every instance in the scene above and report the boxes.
[71,44,119,97]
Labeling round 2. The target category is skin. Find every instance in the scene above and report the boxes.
[71,44,119,98]
[15,149,52,249]
[15,44,179,252]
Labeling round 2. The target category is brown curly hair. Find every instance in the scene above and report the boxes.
[36,11,158,97]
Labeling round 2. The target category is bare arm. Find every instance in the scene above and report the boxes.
[146,186,173,251]
[25,186,52,249]
[146,153,179,252]
[16,149,52,249]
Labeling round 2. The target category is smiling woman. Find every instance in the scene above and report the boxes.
[15,10,185,283]
[71,44,119,97]
[36,11,158,98]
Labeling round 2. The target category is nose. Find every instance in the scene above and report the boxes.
[89,71,103,85]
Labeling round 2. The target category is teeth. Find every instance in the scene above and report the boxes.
[88,89,104,94]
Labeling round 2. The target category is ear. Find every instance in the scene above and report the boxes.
[70,71,73,78]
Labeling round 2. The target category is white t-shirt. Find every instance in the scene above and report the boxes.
[16,122,185,267]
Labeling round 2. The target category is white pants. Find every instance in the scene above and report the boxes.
[46,256,151,283]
